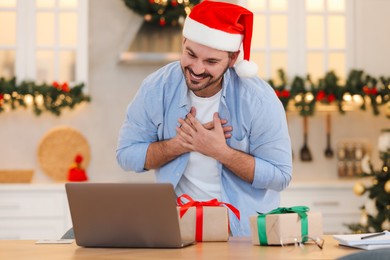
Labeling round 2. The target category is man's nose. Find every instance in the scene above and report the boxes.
[191,60,206,75]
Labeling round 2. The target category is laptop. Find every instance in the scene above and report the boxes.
[65,182,195,248]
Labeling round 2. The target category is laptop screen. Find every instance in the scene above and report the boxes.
[65,182,194,248]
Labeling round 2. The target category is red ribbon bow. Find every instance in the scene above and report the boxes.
[177,194,240,241]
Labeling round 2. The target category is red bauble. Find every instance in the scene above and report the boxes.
[281,90,290,98]
[316,90,326,101]
[159,17,166,26]
[52,81,60,88]
[327,93,336,103]
[61,82,70,92]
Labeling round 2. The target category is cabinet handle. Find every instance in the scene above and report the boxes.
[313,201,340,206]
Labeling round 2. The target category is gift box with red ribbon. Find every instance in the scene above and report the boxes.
[177,194,240,242]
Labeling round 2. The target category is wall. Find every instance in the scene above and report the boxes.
[0,0,388,184]
[0,0,156,183]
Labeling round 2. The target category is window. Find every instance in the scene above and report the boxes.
[238,0,353,84]
[244,0,289,83]
[0,0,17,79]
[304,0,349,82]
[0,0,88,85]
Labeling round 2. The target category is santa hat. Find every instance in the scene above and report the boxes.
[183,1,258,77]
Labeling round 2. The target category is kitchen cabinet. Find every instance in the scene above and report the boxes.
[281,181,367,234]
[0,184,71,240]
[0,181,366,239]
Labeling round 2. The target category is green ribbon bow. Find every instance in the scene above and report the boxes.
[257,206,310,245]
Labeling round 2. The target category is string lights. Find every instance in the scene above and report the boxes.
[0,78,90,116]
[123,0,200,27]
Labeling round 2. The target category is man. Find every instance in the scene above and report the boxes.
[117,1,292,236]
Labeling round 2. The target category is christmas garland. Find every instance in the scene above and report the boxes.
[123,0,200,27]
[1,69,388,118]
[0,77,91,116]
[269,69,390,118]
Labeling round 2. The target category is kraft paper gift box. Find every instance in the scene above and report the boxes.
[177,206,229,241]
[176,194,240,242]
[249,206,323,246]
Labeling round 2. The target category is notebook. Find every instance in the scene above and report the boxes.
[333,231,390,250]
[65,182,195,248]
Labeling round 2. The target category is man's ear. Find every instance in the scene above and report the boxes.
[229,50,240,67]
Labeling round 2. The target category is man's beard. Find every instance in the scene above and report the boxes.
[183,67,227,95]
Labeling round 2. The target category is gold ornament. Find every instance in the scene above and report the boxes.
[382,219,390,230]
[360,211,368,227]
[353,181,366,196]
[144,14,152,22]
[384,180,390,193]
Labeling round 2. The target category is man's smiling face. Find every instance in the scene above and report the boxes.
[180,39,238,97]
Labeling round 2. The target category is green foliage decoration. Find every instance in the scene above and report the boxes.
[123,0,200,27]
[269,69,390,118]
[0,77,91,116]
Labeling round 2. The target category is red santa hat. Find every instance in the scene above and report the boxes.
[183,0,258,77]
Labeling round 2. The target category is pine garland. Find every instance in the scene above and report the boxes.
[0,77,90,116]
[269,69,390,118]
[123,0,200,27]
[1,69,388,118]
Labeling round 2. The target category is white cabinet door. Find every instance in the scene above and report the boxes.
[0,185,71,240]
[280,183,367,234]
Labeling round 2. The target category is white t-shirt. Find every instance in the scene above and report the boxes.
[175,90,222,201]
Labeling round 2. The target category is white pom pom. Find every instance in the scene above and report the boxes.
[235,60,258,77]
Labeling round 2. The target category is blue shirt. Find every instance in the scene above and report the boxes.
[116,61,292,236]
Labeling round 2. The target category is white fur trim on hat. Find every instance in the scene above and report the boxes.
[183,17,243,52]
[235,60,258,78]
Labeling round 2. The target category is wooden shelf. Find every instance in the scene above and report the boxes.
[119,52,180,65]
[119,22,182,65]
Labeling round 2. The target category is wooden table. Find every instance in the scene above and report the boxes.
[0,235,361,260]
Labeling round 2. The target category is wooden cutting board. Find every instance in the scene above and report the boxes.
[37,126,91,181]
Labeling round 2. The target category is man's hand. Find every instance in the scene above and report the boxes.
[178,107,232,139]
[144,108,198,170]
[176,108,255,183]
[176,111,229,157]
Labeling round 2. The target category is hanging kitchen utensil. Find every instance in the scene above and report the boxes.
[300,116,312,162]
[324,112,334,158]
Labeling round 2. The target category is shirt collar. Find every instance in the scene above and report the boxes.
[221,68,233,99]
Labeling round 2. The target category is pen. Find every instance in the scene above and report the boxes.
[361,231,387,240]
